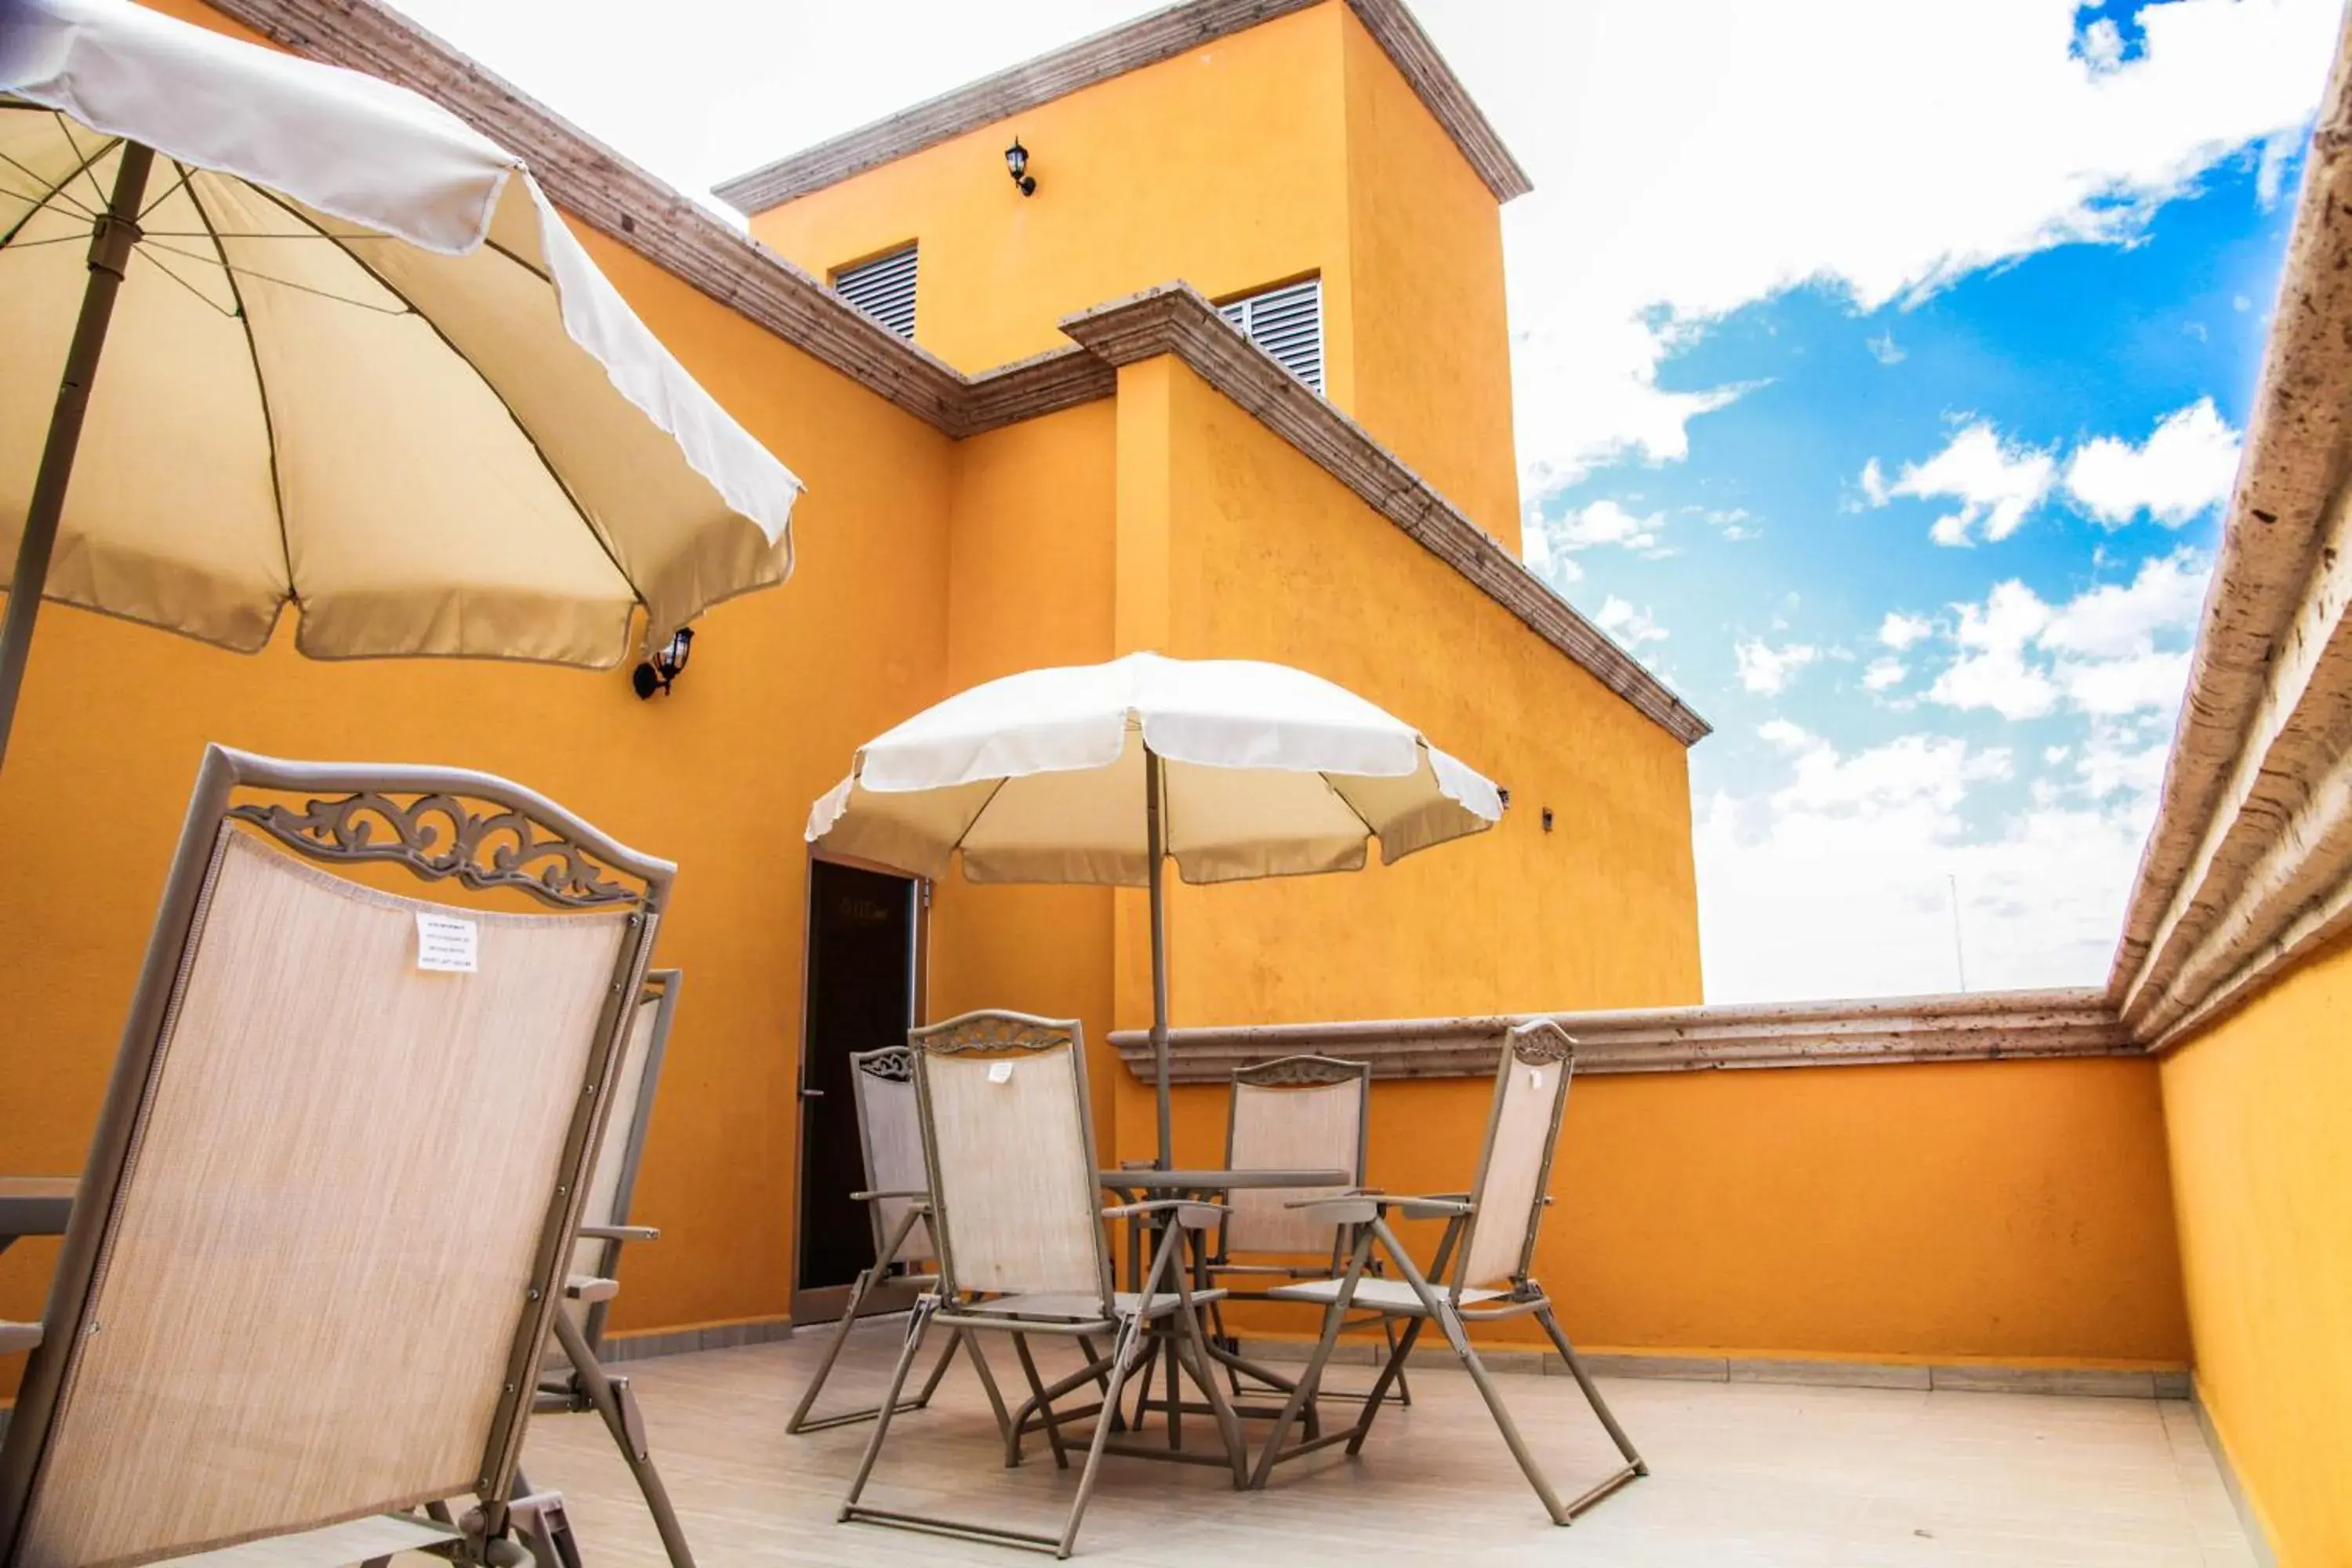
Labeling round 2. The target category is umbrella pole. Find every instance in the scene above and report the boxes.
[0,140,155,774]
[1146,744,1173,1169]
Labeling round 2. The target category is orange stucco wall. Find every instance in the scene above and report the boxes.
[1338,9,1522,546]
[2159,934,2352,1566]
[0,0,960,1375]
[748,5,1356,390]
[746,2,1523,549]
[927,403,1121,1141]
[2,0,2196,1405]
[1096,360,2186,1366]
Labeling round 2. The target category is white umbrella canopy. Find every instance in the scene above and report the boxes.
[0,0,803,758]
[808,652,1503,883]
[807,652,1504,1163]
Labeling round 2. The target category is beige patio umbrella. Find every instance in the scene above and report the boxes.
[0,0,803,768]
[806,651,1505,1167]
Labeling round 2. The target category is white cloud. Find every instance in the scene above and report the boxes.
[1859,458,1891,508]
[1550,498,1664,552]
[2060,648,2195,713]
[1596,594,1668,646]
[1480,0,2338,495]
[2062,397,2243,525]
[1696,724,2164,1000]
[1879,611,1933,649]
[1929,579,2062,718]
[1864,657,1908,691]
[1924,550,2210,720]
[1734,639,1820,696]
[1869,421,2058,546]
[1757,717,1812,751]
[1867,330,1907,365]
[2039,547,2209,656]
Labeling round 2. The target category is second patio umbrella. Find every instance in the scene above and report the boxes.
[805,651,1505,1167]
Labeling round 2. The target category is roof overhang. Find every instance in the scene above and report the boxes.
[710,0,1532,216]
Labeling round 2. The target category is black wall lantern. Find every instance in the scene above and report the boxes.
[632,626,693,699]
[1005,136,1036,196]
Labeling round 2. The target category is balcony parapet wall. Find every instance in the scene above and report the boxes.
[1110,987,2132,1082]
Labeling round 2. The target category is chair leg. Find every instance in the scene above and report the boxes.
[1247,1227,1374,1490]
[1011,1332,1073,1470]
[1382,1318,1414,1407]
[1054,1314,1147,1560]
[837,1293,936,1521]
[1341,1315,1423,1455]
[1369,1218,1575,1525]
[553,1310,699,1568]
[785,1266,873,1434]
[1535,1304,1650,1480]
[911,1325,964,1408]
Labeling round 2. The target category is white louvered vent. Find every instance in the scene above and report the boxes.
[833,244,918,339]
[1218,278,1323,393]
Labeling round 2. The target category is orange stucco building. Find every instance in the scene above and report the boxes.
[24,2,2352,1558]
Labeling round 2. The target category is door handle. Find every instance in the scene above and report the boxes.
[799,1087,825,1100]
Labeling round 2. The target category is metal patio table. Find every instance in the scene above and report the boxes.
[1091,1167,1349,1468]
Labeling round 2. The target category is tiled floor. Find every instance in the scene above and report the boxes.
[503,1323,2256,1565]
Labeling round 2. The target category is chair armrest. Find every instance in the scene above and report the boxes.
[565,1276,620,1304]
[0,1321,41,1355]
[579,1224,659,1243]
[850,1189,931,1205]
[1284,1193,1472,1221]
[1102,1199,1229,1229]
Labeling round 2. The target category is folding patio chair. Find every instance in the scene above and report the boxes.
[1198,1054,1409,1408]
[527,968,699,1568]
[0,745,670,1568]
[786,1044,1008,1436]
[1247,1020,1648,1524]
[838,1011,1246,1559]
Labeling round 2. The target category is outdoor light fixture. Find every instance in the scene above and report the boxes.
[1005,136,1036,196]
[632,626,694,699]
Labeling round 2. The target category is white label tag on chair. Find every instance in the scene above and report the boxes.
[987,1061,1014,1084]
[1530,1069,1544,1091]
[416,913,478,973]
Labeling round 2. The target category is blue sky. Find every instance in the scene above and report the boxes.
[1524,147,2298,997]
[387,0,2339,1000]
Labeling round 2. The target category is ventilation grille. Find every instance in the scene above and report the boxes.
[833,245,918,339]
[1218,278,1323,393]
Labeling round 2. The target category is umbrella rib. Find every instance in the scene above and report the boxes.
[1322,771,1382,842]
[136,235,410,314]
[238,180,648,618]
[0,135,114,249]
[136,160,194,220]
[185,167,298,611]
[48,111,115,216]
[129,241,240,319]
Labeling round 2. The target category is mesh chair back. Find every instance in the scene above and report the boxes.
[563,970,681,1346]
[851,1046,933,1268]
[910,1011,1108,1308]
[1455,1022,1576,1293]
[1221,1056,1369,1257]
[0,749,667,1568]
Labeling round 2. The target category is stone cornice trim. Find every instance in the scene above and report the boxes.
[1109,989,2132,1082]
[2108,7,2352,1047]
[712,0,1531,215]
[961,347,1121,436]
[1062,285,1711,745]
